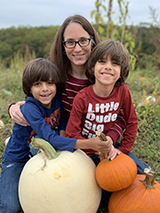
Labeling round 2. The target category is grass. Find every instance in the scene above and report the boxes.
[0,59,160,213]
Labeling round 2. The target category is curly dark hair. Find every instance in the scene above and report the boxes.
[22,58,62,98]
[86,39,130,86]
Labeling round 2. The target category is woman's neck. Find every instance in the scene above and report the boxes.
[70,63,88,79]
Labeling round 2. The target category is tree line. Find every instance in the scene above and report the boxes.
[0,24,159,70]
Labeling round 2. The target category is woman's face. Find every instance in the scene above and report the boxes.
[63,23,92,68]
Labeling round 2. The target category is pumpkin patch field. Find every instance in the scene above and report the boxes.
[0,57,160,212]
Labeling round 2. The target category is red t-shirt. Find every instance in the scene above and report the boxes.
[66,84,138,154]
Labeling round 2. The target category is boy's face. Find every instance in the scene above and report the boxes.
[30,79,56,108]
[94,56,121,88]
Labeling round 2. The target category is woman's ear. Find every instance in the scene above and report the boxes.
[91,39,96,50]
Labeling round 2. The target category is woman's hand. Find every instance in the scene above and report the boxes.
[10,101,29,126]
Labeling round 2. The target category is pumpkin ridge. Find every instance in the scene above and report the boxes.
[108,169,160,213]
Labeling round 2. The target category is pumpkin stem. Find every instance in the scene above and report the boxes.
[95,130,109,162]
[31,138,59,160]
[140,168,156,189]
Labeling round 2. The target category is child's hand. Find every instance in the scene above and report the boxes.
[107,145,122,160]
[97,152,106,161]
[88,136,112,153]
[90,135,113,157]
[106,135,113,146]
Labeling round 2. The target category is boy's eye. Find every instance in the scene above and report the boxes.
[112,61,119,65]
[48,81,54,85]
[33,82,40,86]
[98,59,105,63]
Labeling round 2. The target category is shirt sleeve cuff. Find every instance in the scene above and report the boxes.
[107,130,120,144]
[8,103,15,118]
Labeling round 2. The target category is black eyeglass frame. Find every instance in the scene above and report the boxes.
[63,38,91,49]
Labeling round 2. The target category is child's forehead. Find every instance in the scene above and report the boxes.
[34,76,53,82]
[100,54,113,60]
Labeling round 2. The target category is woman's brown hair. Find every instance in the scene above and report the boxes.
[50,14,101,83]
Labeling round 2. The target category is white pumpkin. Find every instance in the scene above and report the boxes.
[19,138,101,213]
[5,136,10,146]
[0,120,4,129]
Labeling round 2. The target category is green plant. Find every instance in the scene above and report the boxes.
[90,0,137,71]
[137,7,160,71]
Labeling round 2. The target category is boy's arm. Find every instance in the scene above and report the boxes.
[116,86,138,154]
[21,100,77,152]
[106,109,126,144]
[58,98,68,131]
[23,104,112,153]
[75,137,112,154]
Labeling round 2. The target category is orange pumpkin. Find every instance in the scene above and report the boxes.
[108,168,160,213]
[95,153,137,192]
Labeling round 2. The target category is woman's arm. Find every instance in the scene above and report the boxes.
[9,101,29,126]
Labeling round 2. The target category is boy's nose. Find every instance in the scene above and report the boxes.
[105,63,112,69]
[42,83,48,90]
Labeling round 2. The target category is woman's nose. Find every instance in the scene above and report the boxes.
[74,43,82,51]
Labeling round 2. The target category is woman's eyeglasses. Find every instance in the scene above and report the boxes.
[63,38,91,49]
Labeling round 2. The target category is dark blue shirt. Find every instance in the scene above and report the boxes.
[3,96,77,161]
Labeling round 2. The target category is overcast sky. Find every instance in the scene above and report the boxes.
[0,0,160,29]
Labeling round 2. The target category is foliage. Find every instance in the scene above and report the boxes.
[0,10,159,72]
[136,7,160,71]
[0,25,59,66]
[90,0,137,71]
